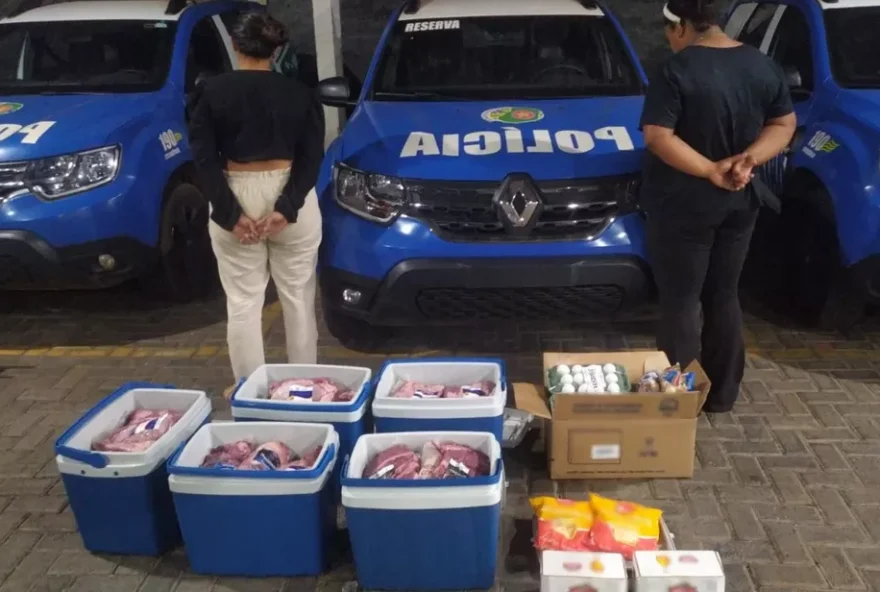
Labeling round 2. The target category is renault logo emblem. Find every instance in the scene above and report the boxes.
[492,173,543,235]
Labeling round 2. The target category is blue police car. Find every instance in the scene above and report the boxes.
[315,0,649,345]
[0,0,363,301]
[0,0,260,299]
[725,0,880,330]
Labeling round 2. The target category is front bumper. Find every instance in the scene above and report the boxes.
[321,255,653,326]
[0,230,155,289]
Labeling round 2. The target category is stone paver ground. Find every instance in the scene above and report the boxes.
[2,286,880,592]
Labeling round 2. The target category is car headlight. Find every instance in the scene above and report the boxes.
[334,164,406,223]
[26,145,120,200]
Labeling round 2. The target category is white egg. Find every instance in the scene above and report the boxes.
[606,373,619,384]
[572,373,585,385]
[577,383,590,393]
[561,384,576,394]
[603,363,616,374]
[560,374,574,385]
[556,365,571,375]
[608,383,621,393]
[571,364,584,374]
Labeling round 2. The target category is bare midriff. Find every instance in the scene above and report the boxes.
[226,159,292,172]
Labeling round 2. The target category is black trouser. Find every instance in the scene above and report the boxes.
[646,205,759,412]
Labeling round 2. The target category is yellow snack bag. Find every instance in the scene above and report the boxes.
[589,494,663,559]
[530,496,595,551]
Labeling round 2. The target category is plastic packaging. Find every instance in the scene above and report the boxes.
[531,497,595,551]
[589,494,663,559]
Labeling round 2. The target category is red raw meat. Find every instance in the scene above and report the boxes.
[391,381,446,399]
[417,442,442,478]
[92,409,182,453]
[391,380,495,399]
[201,440,256,468]
[268,378,353,402]
[363,442,491,480]
[443,381,495,398]
[239,441,294,471]
[430,441,491,478]
[283,445,323,470]
[363,444,420,479]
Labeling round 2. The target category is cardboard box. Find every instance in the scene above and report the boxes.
[513,352,709,480]
[632,550,725,592]
[540,550,628,592]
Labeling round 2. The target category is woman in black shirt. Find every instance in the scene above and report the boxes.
[187,11,325,390]
[640,0,796,412]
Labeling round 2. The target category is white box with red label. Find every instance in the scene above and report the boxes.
[540,551,627,592]
[632,551,725,592]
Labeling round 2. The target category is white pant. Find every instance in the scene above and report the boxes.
[210,169,322,381]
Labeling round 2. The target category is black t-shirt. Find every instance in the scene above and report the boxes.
[186,70,325,231]
[639,44,794,216]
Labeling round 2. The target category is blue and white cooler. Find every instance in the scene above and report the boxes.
[167,421,338,577]
[342,431,504,591]
[54,382,211,555]
[372,358,507,441]
[229,363,371,498]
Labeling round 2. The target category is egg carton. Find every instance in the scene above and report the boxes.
[547,363,632,395]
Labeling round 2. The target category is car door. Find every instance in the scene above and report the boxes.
[183,15,234,93]
[726,2,814,195]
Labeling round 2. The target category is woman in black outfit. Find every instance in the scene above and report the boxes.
[186,12,325,393]
[640,0,796,412]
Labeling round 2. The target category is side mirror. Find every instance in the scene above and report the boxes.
[784,66,803,91]
[318,76,354,108]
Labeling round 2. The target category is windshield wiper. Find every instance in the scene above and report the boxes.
[373,91,468,101]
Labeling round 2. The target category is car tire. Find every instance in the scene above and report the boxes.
[322,301,391,351]
[140,181,219,302]
[777,196,864,331]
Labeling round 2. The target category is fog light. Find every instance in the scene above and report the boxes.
[97,254,116,270]
[342,288,362,305]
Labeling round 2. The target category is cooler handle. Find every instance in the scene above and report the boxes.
[55,381,175,469]
[226,377,247,401]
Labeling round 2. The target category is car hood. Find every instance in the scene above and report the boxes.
[0,94,155,161]
[339,97,646,181]
[837,89,880,131]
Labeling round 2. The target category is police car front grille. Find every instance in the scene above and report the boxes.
[405,177,627,242]
[416,285,626,320]
[0,162,28,203]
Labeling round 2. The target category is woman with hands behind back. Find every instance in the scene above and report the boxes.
[186,11,325,394]
[640,0,796,413]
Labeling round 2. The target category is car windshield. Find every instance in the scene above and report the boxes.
[0,20,176,94]
[371,15,642,100]
[824,7,880,89]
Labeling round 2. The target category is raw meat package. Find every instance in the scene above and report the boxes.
[200,439,323,471]
[92,408,182,452]
[390,380,495,399]
[267,378,355,402]
[362,441,491,480]
[547,363,631,395]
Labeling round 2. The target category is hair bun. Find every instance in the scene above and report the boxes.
[259,16,288,48]
[230,11,288,59]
